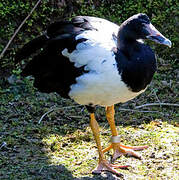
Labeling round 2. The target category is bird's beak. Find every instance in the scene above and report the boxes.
[145,23,172,48]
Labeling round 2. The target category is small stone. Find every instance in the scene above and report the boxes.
[149,152,155,158]
[157,166,164,170]
[161,80,169,86]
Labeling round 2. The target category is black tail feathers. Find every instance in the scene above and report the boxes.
[15,34,48,62]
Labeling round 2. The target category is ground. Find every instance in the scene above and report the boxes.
[0,72,178,179]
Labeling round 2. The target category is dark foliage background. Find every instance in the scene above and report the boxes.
[0,0,178,77]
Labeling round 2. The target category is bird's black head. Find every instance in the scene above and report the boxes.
[119,13,171,47]
[124,13,150,39]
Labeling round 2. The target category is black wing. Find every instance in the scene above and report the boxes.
[15,16,94,98]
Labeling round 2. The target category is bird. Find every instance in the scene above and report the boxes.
[15,13,171,176]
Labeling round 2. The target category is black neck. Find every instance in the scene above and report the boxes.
[117,25,139,53]
[115,25,156,93]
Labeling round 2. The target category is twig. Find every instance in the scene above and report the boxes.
[39,166,44,173]
[135,103,179,109]
[119,108,163,114]
[0,142,7,150]
[38,108,55,124]
[38,105,81,124]
[0,0,42,59]
[153,90,162,108]
[69,115,83,119]
[38,103,178,124]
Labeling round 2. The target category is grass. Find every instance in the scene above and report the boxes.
[0,75,178,179]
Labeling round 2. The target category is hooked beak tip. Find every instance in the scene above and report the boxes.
[163,39,172,48]
[146,35,172,48]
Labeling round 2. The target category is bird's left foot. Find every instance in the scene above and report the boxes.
[92,159,129,176]
[103,143,148,161]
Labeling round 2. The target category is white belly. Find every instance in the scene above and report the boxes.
[69,71,145,107]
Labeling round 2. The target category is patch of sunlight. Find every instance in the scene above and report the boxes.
[160,167,179,180]
[41,128,98,176]
[41,121,178,178]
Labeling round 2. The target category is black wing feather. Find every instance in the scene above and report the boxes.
[16,17,92,98]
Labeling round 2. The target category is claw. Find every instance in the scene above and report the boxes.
[112,147,141,161]
[120,143,148,151]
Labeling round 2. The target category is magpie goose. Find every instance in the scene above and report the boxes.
[15,13,171,175]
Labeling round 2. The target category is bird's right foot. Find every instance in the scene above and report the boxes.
[103,142,148,161]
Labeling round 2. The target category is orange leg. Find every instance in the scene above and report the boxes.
[103,105,148,161]
[89,113,128,175]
